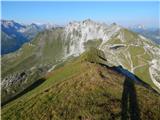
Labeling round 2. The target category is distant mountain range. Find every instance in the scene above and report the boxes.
[128,25,160,44]
[1,20,58,55]
[2,20,159,55]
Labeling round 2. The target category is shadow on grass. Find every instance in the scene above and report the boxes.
[99,63,158,94]
[111,65,159,94]
[98,63,159,120]
[121,77,140,120]
[1,78,46,107]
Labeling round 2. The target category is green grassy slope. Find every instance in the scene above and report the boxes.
[101,28,160,91]
[2,49,160,120]
[2,28,65,77]
[1,28,68,104]
[1,31,21,55]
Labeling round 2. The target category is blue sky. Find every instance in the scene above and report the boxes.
[2,1,159,27]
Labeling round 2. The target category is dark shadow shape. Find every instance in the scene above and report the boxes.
[99,71,106,79]
[1,78,46,107]
[98,55,107,61]
[98,63,160,120]
[121,77,140,120]
[109,45,125,50]
[99,63,159,95]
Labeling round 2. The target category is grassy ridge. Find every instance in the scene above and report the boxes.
[2,49,160,120]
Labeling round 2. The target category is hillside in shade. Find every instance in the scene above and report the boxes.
[1,20,57,54]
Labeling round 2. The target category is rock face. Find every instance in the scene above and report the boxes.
[1,19,160,104]
[64,19,121,56]
[1,66,48,105]
[62,19,160,91]
[2,72,27,89]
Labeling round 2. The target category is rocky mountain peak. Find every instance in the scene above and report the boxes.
[1,20,26,30]
[64,19,122,56]
[1,20,15,26]
[82,18,96,24]
[111,22,117,26]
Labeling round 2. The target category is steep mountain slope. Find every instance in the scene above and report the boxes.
[2,48,160,120]
[64,19,121,56]
[1,28,66,104]
[100,29,160,90]
[1,20,56,54]
[2,19,160,106]
[1,31,21,54]
[63,19,160,91]
[1,20,28,54]
[130,26,160,44]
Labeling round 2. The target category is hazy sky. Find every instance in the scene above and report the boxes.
[2,1,159,27]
